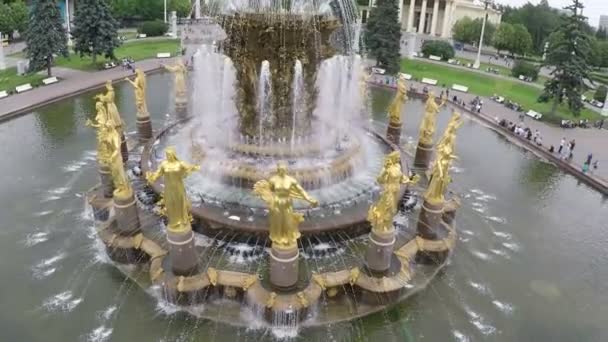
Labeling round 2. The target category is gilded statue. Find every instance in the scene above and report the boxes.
[387,77,408,125]
[95,81,124,133]
[367,151,419,233]
[253,163,318,250]
[86,101,112,166]
[436,112,463,156]
[162,60,188,100]
[425,145,457,205]
[104,122,131,198]
[146,147,200,233]
[125,69,149,118]
[418,91,446,145]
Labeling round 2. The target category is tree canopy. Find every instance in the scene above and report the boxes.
[451,17,496,46]
[0,0,29,39]
[109,0,190,21]
[24,0,68,76]
[72,0,122,63]
[541,0,591,116]
[365,0,401,74]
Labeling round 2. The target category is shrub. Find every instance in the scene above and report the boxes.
[594,85,607,102]
[138,20,168,37]
[421,40,455,60]
[511,60,539,81]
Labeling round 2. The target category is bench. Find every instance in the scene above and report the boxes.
[0,90,8,99]
[399,73,412,80]
[156,52,171,58]
[525,110,542,120]
[447,58,457,64]
[451,84,469,93]
[136,33,147,38]
[15,83,33,93]
[421,78,438,86]
[429,55,442,61]
[42,76,59,85]
[372,67,385,74]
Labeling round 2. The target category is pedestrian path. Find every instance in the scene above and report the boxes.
[0,57,176,122]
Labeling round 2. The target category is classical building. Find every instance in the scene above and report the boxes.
[600,15,608,32]
[360,0,502,39]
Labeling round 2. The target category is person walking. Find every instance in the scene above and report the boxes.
[558,137,565,154]
[586,153,593,166]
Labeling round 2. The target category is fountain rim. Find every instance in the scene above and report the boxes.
[140,117,409,236]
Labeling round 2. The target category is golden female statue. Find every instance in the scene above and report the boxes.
[86,101,112,166]
[95,81,123,133]
[253,163,319,249]
[163,60,188,99]
[387,77,408,125]
[418,91,446,145]
[368,151,419,233]
[146,147,200,233]
[105,123,131,198]
[437,112,463,155]
[425,145,457,205]
[125,69,149,118]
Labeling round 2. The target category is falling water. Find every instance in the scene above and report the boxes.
[291,60,304,150]
[257,60,273,143]
[192,44,238,146]
[314,55,365,147]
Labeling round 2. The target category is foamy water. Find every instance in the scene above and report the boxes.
[489,248,511,259]
[492,231,511,239]
[86,326,113,342]
[469,281,492,296]
[471,250,492,261]
[502,242,521,252]
[453,330,471,342]
[492,300,514,315]
[24,231,50,247]
[485,216,507,224]
[42,291,83,312]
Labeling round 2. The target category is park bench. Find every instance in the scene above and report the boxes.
[15,83,32,93]
[421,78,438,86]
[42,77,59,85]
[451,84,469,93]
[0,90,8,99]
[156,52,171,58]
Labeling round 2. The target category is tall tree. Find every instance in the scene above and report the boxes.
[511,24,533,56]
[365,0,401,74]
[596,27,608,40]
[24,0,68,76]
[541,0,591,116]
[72,0,121,64]
[452,17,495,46]
[9,1,29,34]
[492,22,514,54]
[502,1,561,54]
[170,0,191,18]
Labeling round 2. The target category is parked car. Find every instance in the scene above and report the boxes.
[525,110,542,120]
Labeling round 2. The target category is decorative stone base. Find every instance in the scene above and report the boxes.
[136,116,153,142]
[416,199,450,264]
[106,245,150,264]
[175,97,188,119]
[120,133,129,163]
[167,229,198,276]
[385,121,402,146]
[365,229,396,273]
[413,142,434,169]
[269,245,299,290]
[113,192,140,236]
[98,165,114,199]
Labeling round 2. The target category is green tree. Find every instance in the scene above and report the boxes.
[451,16,495,46]
[492,22,514,54]
[0,3,13,36]
[24,0,68,76]
[502,0,561,54]
[596,27,608,40]
[593,85,607,102]
[511,24,533,56]
[541,0,591,117]
[170,0,191,18]
[9,1,29,34]
[365,0,401,74]
[72,0,121,64]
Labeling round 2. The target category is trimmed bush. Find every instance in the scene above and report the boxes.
[511,61,539,81]
[421,40,455,61]
[138,20,168,37]
[594,85,607,102]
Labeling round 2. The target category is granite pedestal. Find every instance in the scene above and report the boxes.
[113,191,140,236]
[136,115,153,142]
[386,121,402,146]
[167,228,198,276]
[98,164,114,199]
[416,199,449,264]
[120,133,129,163]
[413,142,433,169]
[365,229,396,273]
[269,245,299,290]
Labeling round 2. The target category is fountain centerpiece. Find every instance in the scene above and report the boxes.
[86,0,461,335]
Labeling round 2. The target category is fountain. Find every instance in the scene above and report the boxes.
[85,0,461,333]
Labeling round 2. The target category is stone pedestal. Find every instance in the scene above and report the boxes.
[416,199,445,240]
[414,142,434,169]
[385,121,402,146]
[113,191,140,236]
[136,116,153,142]
[98,164,114,198]
[175,97,188,120]
[269,245,299,290]
[167,228,198,276]
[365,229,396,273]
[120,133,129,162]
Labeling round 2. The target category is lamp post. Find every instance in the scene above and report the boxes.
[65,0,72,47]
[473,0,493,69]
[164,0,167,23]
[0,32,6,70]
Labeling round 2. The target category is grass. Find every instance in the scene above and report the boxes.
[401,58,601,122]
[55,39,181,71]
[0,67,46,93]
[455,57,512,77]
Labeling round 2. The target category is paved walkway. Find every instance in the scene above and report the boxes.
[0,57,176,122]
[372,77,608,181]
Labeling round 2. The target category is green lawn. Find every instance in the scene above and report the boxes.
[0,67,46,93]
[455,57,512,77]
[401,59,601,122]
[55,39,181,71]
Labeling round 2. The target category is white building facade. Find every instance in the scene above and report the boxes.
[360,0,502,39]
[600,15,608,31]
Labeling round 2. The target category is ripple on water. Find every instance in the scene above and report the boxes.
[34,210,53,217]
[492,231,511,239]
[485,216,507,224]
[470,189,484,195]
[463,305,496,335]
[472,206,486,214]
[42,291,83,312]
[461,229,475,236]
[492,300,514,315]
[471,250,492,261]
[475,194,497,202]
[49,186,70,195]
[42,195,61,202]
[24,231,50,247]
[453,330,471,342]
[489,248,511,259]
[502,242,521,252]
[86,326,113,342]
[469,281,491,296]
[100,306,117,321]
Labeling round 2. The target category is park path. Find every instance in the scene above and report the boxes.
[374,77,608,180]
[0,57,177,122]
